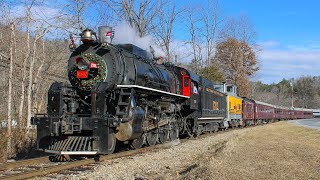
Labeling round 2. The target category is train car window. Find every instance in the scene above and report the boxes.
[227,86,232,92]
[192,82,198,94]
[213,101,219,110]
[184,77,189,87]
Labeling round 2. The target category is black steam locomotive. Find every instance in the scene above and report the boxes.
[31,27,227,158]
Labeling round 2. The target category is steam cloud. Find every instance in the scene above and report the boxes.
[112,21,165,58]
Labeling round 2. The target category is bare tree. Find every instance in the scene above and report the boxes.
[62,0,87,31]
[218,14,256,44]
[101,0,162,37]
[7,22,14,157]
[2,4,15,156]
[26,21,50,129]
[186,7,203,74]
[153,0,183,62]
[32,38,45,114]
[35,40,69,113]
[74,0,86,31]
[200,0,221,66]
[19,1,34,128]
[125,0,162,37]
[42,0,116,37]
[91,1,118,28]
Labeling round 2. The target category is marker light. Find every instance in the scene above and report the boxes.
[77,70,88,79]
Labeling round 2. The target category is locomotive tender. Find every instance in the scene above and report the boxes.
[31,27,314,158]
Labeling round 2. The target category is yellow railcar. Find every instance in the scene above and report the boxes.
[227,95,243,127]
[228,95,242,115]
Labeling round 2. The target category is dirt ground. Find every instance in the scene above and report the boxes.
[75,121,320,180]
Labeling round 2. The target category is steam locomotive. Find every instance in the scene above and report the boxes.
[31,27,314,159]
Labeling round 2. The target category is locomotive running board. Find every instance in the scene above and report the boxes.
[45,150,98,155]
[198,117,225,120]
[117,85,190,98]
[198,117,225,123]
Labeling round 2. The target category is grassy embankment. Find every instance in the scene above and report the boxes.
[187,121,320,179]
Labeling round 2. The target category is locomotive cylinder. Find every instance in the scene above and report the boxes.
[115,107,145,141]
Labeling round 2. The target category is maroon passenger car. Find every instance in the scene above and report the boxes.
[242,98,255,126]
[293,108,314,119]
[255,101,275,123]
[274,106,292,120]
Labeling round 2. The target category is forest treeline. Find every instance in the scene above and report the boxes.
[0,0,317,161]
[251,77,320,109]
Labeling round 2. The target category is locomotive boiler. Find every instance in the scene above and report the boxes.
[32,27,189,156]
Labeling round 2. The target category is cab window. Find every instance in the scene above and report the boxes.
[184,78,189,87]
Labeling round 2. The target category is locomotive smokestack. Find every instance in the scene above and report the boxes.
[98,26,114,45]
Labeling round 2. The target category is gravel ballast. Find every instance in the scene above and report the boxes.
[76,128,248,179]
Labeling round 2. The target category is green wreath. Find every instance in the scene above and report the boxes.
[69,53,107,91]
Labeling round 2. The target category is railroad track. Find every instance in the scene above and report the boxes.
[0,157,49,171]
[0,140,180,180]
[0,121,277,179]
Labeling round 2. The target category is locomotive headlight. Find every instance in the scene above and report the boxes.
[76,58,89,70]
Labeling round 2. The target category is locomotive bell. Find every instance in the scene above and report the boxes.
[98,26,113,44]
[80,29,95,43]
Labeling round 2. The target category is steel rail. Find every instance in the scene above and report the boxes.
[0,140,179,180]
[0,157,49,171]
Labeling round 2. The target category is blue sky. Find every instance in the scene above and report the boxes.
[220,0,320,84]
[175,0,320,84]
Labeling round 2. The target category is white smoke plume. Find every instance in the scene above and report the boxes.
[112,21,165,58]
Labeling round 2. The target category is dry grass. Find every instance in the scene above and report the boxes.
[0,128,37,163]
[186,122,320,179]
[0,129,8,162]
[55,122,320,180]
